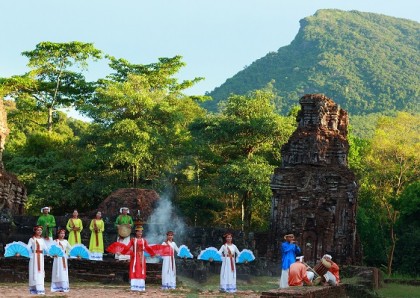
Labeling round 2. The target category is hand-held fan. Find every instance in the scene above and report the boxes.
[106,242,130,255]
[197,247,222,262]
[236,249,255,263]
[4,241,31,258]
[178,245,193,258]
[69,244,90,259]
[49,244,65,257]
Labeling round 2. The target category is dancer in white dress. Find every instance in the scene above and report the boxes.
[218,233,240,293]
[28,225,48,295]
[161,231,180,290]
[51,229,72,292]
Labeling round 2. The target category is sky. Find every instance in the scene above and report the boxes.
[1,1,418,119]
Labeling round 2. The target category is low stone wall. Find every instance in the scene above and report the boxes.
[0,255,162,284]
[341,265,381,290]
[261,285,347,298]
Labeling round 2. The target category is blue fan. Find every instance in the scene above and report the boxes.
[4,241,31,258]
[69,244,90,259]
[49,244,65,257]
[197,247,222,262]
[236,249,255,263]
[178,245,193,258]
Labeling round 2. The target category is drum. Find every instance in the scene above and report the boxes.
[117,224,132,238]
[314,258,332,276]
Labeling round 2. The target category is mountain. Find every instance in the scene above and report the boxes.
[204,9,420,115]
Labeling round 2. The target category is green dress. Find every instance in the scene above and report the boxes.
[114,214,133,260]
[37,214,56,239]
[114,214,134,228]
[89,219,105,253]
[66,218,83,246]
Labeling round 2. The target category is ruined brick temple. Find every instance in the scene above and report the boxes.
[0,98,27,250]
[269,94,362,265]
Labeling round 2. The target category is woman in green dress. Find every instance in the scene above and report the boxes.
[89,211,105,261]
[66,210,83,246]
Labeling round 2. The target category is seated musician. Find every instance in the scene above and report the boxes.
[322,254,340,286]
[288,255,314,286]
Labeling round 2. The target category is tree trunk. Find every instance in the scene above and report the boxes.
[242,191,252,232]
[47,107,53,132]
[386,210,398,276]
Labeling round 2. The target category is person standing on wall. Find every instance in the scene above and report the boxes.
[66,210,83,246]
[89,211,105,261]
[279,233,301,288]
[36,207,56,248]
[114,207,134,261]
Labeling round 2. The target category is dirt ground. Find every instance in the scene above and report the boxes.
[0,283,262,297]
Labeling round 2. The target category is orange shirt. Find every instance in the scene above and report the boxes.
[288,261,311,286]
[329,261,340,284]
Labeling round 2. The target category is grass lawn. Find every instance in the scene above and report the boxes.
[376,283,420,298]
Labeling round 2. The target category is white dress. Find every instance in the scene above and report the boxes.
[28,237,47,295]
[218,243,240,293]
[161,241,180,290]
[51,239,72,292]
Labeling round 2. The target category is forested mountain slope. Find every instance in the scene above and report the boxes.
[205,9,420,115]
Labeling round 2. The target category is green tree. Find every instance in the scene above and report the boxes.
[393,181,420,275]
[1,42,102,132]
[191,88,295,230]
[359,112,420,275]
[81,55,205,188]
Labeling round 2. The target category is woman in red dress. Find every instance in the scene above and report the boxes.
[124,226,155,291]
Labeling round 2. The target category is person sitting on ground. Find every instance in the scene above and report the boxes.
[288,255,314,286]
[322,254,340,286]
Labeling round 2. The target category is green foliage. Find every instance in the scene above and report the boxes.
[354,112,420,275]
[190,88,294,230]
[80,55,205,189]
[0,41,102,132]
[4,39,418,277]
[177,195,225,226]
[206,10,420,115]
[393,182,420,275]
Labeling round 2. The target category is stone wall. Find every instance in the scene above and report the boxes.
[270,94,362,265]
[0,256,162,284]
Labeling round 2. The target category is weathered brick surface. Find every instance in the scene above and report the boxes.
[261,285,347,298]
[269,94,362,265]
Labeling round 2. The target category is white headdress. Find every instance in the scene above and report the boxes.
[323,254,332,260]
[119,207,130,214]
[41,206,51,213]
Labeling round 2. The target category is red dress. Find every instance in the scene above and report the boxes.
[125,238,155,279]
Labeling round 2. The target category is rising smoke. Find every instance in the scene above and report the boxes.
[143,194,187,246]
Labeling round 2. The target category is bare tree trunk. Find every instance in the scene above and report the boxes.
[385,203,399,276]
[242,191,252,232]
[387,223,396,276]
[241,201,245,231]
[47,107,53,132]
